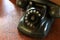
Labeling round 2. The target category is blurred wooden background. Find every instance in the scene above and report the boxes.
[0,0,60,40]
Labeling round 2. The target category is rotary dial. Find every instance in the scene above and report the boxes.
[24,9,42,30]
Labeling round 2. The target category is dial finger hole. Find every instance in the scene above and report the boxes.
[25,20,28,23]
[30,24,33,27]
[27,22,30,25]
[26,14,28,16]
[38,14,41,16]
[25,17,27,19]
[33,10,36,13]
[36,11,39,14]
[28,12,30,14]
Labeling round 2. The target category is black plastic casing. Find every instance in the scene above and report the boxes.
[17,0,60,38]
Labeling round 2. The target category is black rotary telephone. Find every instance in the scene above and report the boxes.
[16,0,60,38]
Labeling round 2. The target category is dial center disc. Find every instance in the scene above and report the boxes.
[28,13,38,23]
[31,15,35,21]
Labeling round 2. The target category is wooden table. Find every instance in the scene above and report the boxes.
[0,0,60,40]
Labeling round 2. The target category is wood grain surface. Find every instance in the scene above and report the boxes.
[0,0,60,40]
